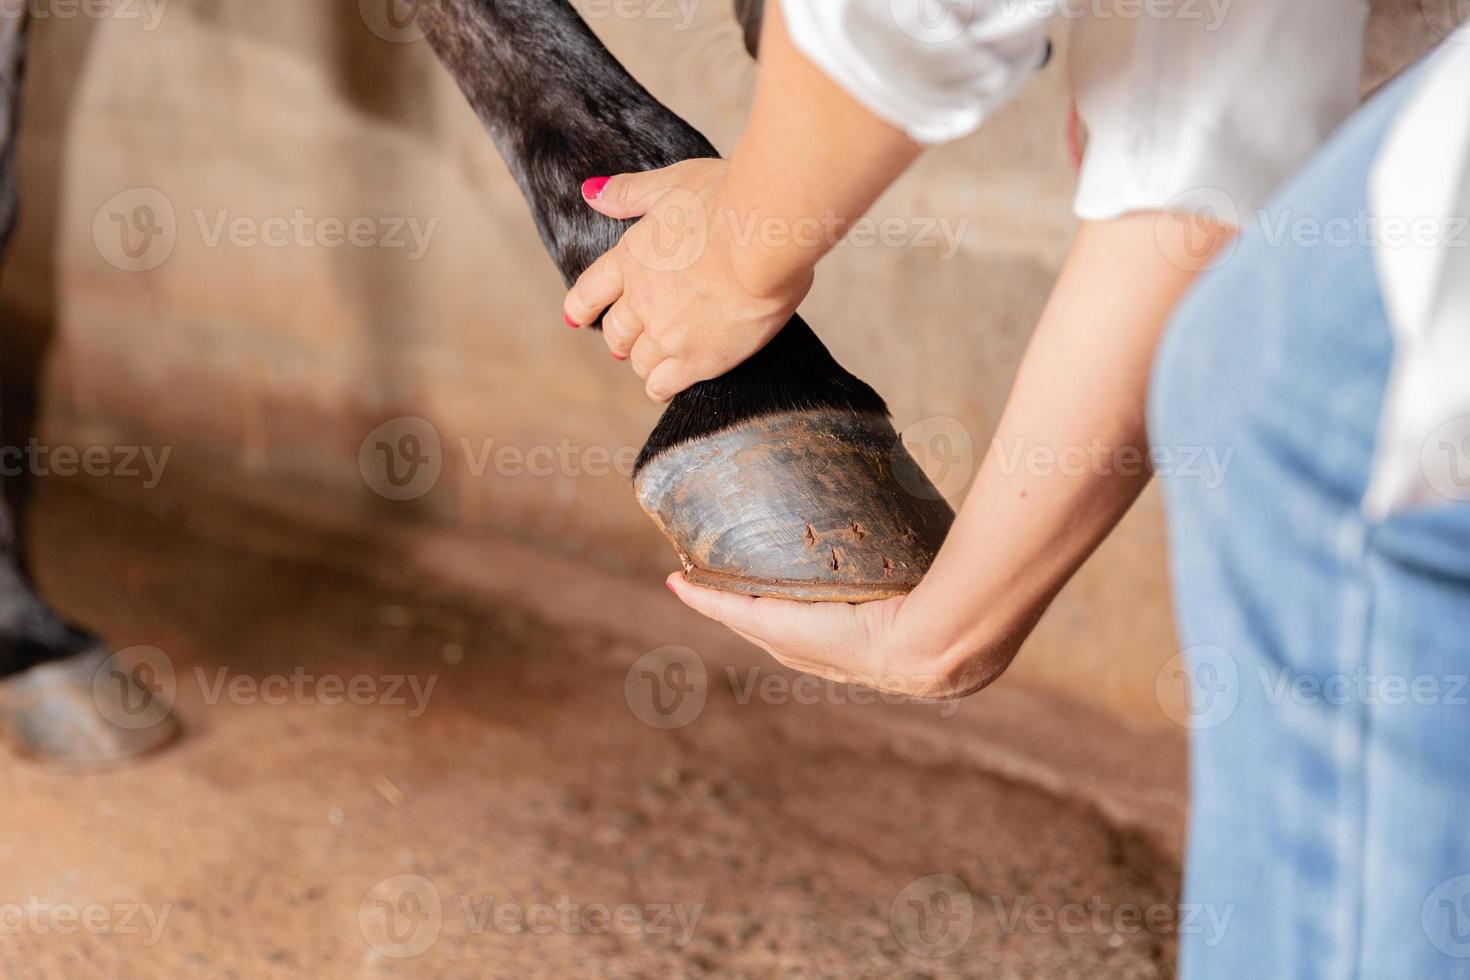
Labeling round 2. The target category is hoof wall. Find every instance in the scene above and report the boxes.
[636,410,955,602]
[0,645,180,768]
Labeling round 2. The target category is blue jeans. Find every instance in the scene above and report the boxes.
[1150,52,1470,980]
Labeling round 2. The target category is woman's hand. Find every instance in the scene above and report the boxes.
[665,572,1011,700]
[563,159,813,403]
[560,0,922,403]
[660,214,1234,709]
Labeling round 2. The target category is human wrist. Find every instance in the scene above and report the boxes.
[706,192,819,304]
[897,572,1029,697]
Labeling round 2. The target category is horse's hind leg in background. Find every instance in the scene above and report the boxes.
[418,0,953,601]
[0,3,178,766]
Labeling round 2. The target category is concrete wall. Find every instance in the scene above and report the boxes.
[0,0,1450,726]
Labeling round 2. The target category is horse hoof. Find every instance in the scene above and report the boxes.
[635,409,955,602]
[0,644,180,768]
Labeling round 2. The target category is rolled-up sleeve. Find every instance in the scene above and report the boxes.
[782,0,1367,225]
[1071,0,1368,222]
[779,0,1057,144]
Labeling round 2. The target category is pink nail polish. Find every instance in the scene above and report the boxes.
[581,176,610,201]
[611,351,627,361]
[665,579,676,593]
[564,311,579,328]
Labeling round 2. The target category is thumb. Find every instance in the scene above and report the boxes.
[666,572,817,640]
[666,572,764,631]
[581,163,690,220]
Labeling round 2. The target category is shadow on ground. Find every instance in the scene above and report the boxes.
[0,469,1185,979]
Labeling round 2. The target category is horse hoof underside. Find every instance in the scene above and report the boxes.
[635,410,955,603]
[0,644,180,768]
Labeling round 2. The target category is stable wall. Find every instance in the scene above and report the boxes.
[0,0,1450,725]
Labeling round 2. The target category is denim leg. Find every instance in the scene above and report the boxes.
[1149,56,1470,980]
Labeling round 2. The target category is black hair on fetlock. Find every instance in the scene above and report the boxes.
[420,0,886,473]
[637,319,886,470]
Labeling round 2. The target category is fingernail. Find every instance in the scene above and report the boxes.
[564,311,579,328]
[611,351,627,361]
[665,578,677,593]
[581,176,610,201]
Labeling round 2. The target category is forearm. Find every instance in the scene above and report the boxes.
[900,213,1231,684]
[717,0,921,297]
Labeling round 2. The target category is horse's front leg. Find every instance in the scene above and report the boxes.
[419,0,953,601]
[0,2,178,765]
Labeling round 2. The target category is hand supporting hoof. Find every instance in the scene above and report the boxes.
[0,643,180,768]
[636,409,955,602]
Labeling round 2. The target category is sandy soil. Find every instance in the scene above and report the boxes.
[0,472,1187,979]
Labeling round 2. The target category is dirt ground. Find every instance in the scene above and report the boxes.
[0,471,1187,979]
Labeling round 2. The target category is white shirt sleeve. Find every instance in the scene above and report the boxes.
[1071,0,1369,222]
[779,0,1057,144]
[1362,35,1470,519]
[786,0,1459,522]
[781,0,1367,223]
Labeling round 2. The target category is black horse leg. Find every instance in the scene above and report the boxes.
[0,6,75,683]
[0,4,178,764]
[419,0,952,600]
[416,0,886,452]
